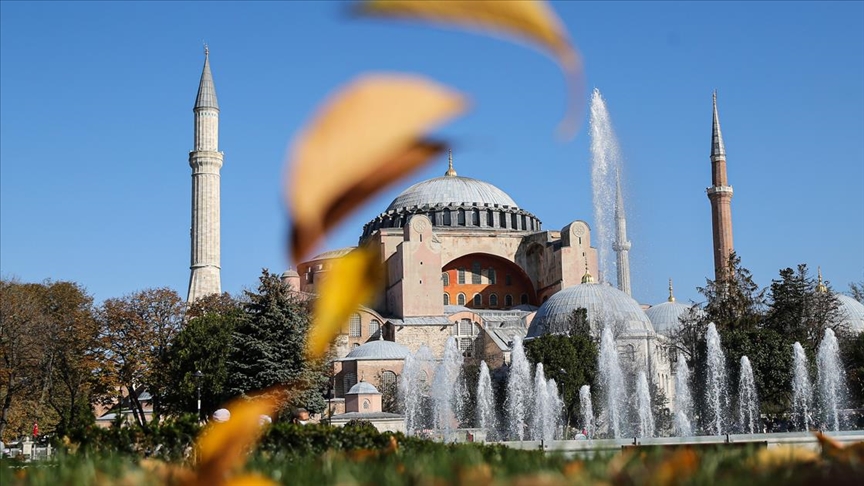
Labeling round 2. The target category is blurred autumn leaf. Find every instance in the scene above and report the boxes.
[306,245,383,359]
[286,74,466,264]
[355,0,585,138]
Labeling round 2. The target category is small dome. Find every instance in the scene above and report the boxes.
[281,269,299,279]
[347,381,381,395]
[387,176,518,211]
[645,301,702,335]
[527,283,654,339]
[344,339,411,361]
[836,294,864,334]
[310,247,356,261]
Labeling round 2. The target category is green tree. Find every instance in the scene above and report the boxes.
[698,252,765,332]
[226,269,329,415]
[841,332,864,410]
[524,308,597,430]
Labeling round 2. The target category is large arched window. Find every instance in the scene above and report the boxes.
[488,268,497,284]
[442,272,449,286]
[381,370,397,388]
[369,319,381,337]
[489,294,499,307]
[472,262,482,284]
[458,268,466,284]
[443,293,450,305]
[473,293,482,307]
[457,293,466,306]
[349,313,362,337]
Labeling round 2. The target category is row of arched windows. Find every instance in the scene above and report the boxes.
[446,267,498,286]
[443,292,529,307]
[348,313,381,338]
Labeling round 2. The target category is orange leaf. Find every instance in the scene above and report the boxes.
[286,74,466,263]
[356,0,584,138]
[192,393,281,486]
[306,245,384,359]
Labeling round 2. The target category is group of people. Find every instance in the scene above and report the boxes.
[209,408,310,425]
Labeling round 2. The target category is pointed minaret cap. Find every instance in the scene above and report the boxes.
[816,267,828,293]
[711,90,725,159]
[581,261,594,284]
[444,149,458,177]
[195,44,219,110]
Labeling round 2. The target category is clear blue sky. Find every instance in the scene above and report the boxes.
[2,1,862,307]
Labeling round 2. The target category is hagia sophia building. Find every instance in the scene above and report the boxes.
[185,50,864,418]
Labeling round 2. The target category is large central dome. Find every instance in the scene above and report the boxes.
[386,176,519,212]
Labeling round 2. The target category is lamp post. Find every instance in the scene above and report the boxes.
[193,370,204,422]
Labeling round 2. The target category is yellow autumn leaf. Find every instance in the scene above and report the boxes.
[307,245,383,359]
[286,74,466,263]
[192,394,281,486]
[355,0,584,138]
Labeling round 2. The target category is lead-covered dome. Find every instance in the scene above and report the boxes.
[341,339,410,361]
[836,294,864,334]
[645,301,703,335]
[387,176,519,211]
[527,283,654,339]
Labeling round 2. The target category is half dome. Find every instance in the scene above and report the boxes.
[527,283,654,339]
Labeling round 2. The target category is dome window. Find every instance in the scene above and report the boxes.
[457,209,466,226]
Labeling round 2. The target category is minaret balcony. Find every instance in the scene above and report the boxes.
[706,185,734,196]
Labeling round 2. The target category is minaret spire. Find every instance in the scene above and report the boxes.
[444,149,457,177]
[816,267,828,293]
[187,48,224,303]
[707,91,734,281]
[612,168,632,296]
[668,278,676,302]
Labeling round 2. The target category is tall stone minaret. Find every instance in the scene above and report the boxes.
[706,91,734,280]
[187,46,223,303]
[612,168,632,296]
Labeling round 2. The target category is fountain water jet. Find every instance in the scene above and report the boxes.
[705,323,729,435]
[737,356,759,434]
[400,346,436,435]
[476,361,497,439]
[546,379,563,440]
[580,385,594,439]
[636,371,654,438]
[598,325,627,438]
[816,329,847,432]
[588,88,625,283]
[506,336,533,440]
[791,342,813,431]
[531,364,555,441]
[674,359,693,437]
[431,337,465,441]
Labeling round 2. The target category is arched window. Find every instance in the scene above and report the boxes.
[520,293,529,305]
[511,213,518,229]
[472,209,480,226]
[349,313,362,337]
[457,209,466,226]
[369,319,381,337]
[472,262,481,284]
[382,370,397,388]
[457,293,466,306]
[488,268,497,284]
[443,210,452,225]
[499,211,507,228]
[521,215,527,230]
[490,294,499,307]
[473,293,482,307]
[487,211,494,227]
[442,272,449,286]
[443,293,450,305]
[458,268,466,284]
[505,294,513,307]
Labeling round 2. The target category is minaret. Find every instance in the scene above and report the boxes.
[612,169,632,296]
[187,46,223,303]
[707,91,734,280]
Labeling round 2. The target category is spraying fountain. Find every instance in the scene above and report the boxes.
[598,325,627,438]
[705,323,729,435]
[476,361,497,439]
[431,337,466,441]
[816,329,847,432]
[791,342,813,431]
[674,359,693,437]
[580,385,594,439]
[399,346,436,435]
[738,356,759,434]
[636,371,655,438]
[505,336,533,440]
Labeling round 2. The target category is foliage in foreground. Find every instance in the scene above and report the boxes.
[2,422,863,486]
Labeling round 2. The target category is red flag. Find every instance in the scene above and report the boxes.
[32,421,38,437]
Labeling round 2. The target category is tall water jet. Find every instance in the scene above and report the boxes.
[674,359,693,437]
[791,342,813,431]
[705,323,729,435]
[598,325,627,438]
[400,346,435,435]
[580,385,594,439]
[431,337,465,441]
[816,329,847,432]
[737,356,759,434]
[476,361,497,439]
[531,364,552,441]
[636,371,655,438]
[588,88,625,282]
[546,379,563,441]
[506,336,533,440]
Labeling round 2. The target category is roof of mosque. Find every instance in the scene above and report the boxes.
[386,175,519,212]
[310,247,356,261]
[341,339,411,361]
[836,294,864,333]
[527,283,655,338]
[346,381,381,395]
[645,301,702,335]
